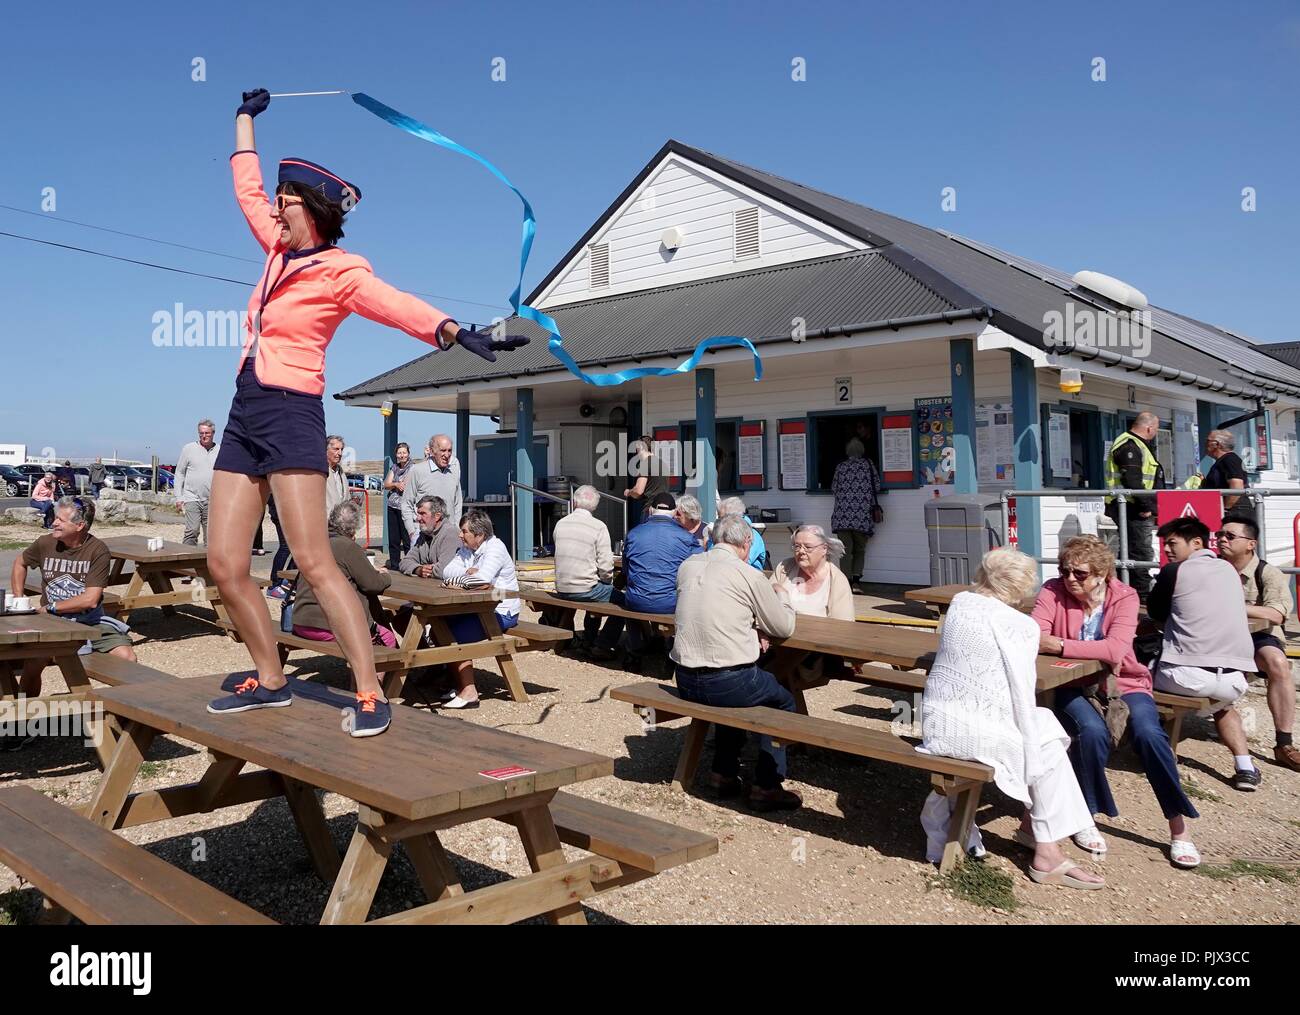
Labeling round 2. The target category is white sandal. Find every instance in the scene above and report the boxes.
[1072,826,1108,854]
[1169,839,1200,869]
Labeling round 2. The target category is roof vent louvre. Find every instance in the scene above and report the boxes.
[589,242,610,289]
[733,206,760,261]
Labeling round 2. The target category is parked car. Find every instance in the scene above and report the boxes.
[0,465,27,497]
[103,465,149,491]
[129,466,174,491]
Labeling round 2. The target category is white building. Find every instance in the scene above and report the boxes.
[338,140,1300,581]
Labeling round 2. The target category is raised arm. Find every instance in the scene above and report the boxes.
[231,89,279,252]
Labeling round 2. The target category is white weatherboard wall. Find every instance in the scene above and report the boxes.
[642,338,1012,585]
[538,154,862,309]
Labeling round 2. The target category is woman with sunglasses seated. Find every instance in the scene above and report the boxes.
[1031,535,1201,869]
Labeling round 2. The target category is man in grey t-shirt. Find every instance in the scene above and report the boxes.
[175,419,220,545]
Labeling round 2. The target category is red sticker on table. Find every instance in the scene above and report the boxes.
[1051,661,1078,668]
[479,765,535,780]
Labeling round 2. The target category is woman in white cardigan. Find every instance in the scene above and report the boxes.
[918,547,1104,889]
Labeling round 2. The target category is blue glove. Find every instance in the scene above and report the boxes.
[237,89,270,118]
[455,327,530,363]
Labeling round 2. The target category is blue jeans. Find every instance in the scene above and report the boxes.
[30,499,54,527]
[1055,686,1198,821]
[445,611,519,643]
[556,582,614,638]
[386,505,411,568]
[675,663,796,789]
[594,588,662,653]
[268,497,293,585]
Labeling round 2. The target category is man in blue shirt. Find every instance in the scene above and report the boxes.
[589,493,703,659]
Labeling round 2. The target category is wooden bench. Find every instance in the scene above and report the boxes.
[610,682,993,874]
[518,587,674,627]
[81,654,175,688]
[847,663,1212,754]
[372,790,719,924]
[509,620,574,653]
[0,785,274,925]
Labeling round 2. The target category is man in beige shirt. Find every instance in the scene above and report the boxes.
[553,485,615,643]
[1217,516,1299,772]
[670,513,800,811]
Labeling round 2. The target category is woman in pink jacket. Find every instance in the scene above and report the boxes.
[1031,535,1200,868]
[205,89,528,737]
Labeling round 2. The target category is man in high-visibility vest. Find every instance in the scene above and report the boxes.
[1105,411,1165,596]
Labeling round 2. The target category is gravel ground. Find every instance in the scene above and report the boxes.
[1,516,1297,925]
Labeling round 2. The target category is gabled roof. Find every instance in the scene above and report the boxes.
[339,140,1300,403]
[337,249,985,399]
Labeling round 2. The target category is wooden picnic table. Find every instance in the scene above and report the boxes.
[86,674,636,924]
[97,535,232,629]
[767,614,1102,709]
[370,572,532,702]
[270,568,533,701]
[0,613,119,765]
[906,582,1270,633]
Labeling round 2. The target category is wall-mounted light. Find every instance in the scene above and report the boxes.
[1059,368,1083,394]
[380,400,394,417]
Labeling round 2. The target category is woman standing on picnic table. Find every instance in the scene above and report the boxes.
[918,547,1105,890]
[204,88,529,737]
[1031,535,1201,868]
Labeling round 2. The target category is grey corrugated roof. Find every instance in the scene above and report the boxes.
[337,249,982,398]
[339,139,1300,403]
[1259,342,1300,371]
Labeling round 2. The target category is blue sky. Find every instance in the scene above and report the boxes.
[2,0,1297,463]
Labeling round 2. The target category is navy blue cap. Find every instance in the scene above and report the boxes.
[277,157,361,209]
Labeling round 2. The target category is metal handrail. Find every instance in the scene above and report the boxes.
[1000,486,1300,578]
[508,480,631,556]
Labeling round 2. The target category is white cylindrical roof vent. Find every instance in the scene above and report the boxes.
[1072,270,1149,310]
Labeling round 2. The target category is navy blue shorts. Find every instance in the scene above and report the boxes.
[215,361,328,477]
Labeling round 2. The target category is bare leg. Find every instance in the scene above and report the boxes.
[108,645,137,663]
[1213,707,1250,759]
[18,658,46,697]
[207,470,285,690]
[269,471,382,698]
[451,660,477,701]
[1258,647,1295,736]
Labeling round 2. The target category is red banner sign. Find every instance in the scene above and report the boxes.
[1155,490,1223,563]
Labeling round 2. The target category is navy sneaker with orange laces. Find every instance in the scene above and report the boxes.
[207,675,293,714]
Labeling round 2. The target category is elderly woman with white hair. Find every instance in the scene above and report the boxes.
[287,499,399,651]
[674,493,710,548]
[918,548,1105,889]
[718,496,766,569]
[769,524,857,685]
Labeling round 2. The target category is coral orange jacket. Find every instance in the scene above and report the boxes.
[231,150,453,396]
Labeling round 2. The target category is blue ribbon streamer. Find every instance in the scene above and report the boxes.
[351,92,762,387]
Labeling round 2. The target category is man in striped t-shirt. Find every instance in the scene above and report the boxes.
[553,485,615,644]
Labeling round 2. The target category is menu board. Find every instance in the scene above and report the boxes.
[914,397,954,485]
[1172,410,1199,484]
[1048,411,1072,478]
[778,420,807,490]
[881,413,914,484]
[976,401,1015,484]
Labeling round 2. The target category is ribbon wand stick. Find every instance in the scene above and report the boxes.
[268,90,349,98]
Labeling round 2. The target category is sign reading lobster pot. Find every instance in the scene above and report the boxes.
[924,493,1001,586]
